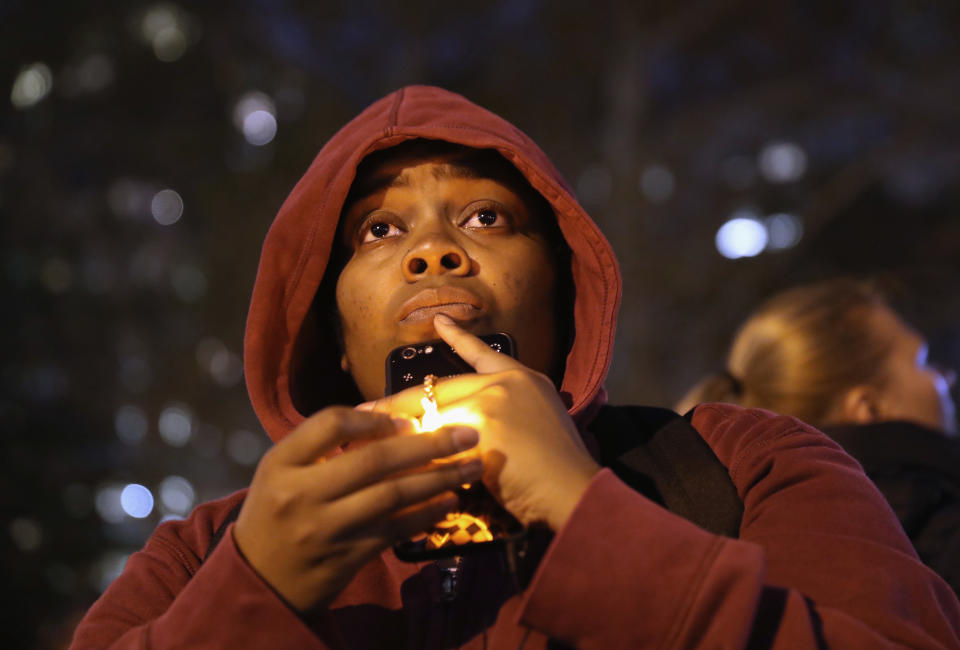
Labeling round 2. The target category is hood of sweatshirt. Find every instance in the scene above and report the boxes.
[244,85,621,443]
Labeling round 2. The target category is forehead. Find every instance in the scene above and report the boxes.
[349,156,496,202]
[346,144,536,206]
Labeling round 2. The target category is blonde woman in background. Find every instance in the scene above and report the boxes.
[677,278,959,592]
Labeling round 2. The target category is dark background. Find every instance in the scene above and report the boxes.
[3,1,959,647]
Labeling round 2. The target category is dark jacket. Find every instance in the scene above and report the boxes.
[69,86,960,649]
[826,420,960,596]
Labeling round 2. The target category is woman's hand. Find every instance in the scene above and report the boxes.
[233,406,482,614]
[364,314,601,532]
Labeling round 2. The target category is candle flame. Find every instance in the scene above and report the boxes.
[419,395,441,432]
[415,400,484,434]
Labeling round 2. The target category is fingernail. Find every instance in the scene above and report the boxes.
[392,418,415,434]
[458,458,483,482]
[451,427,479,450]
[435,313,455,326]
[355,401,376,411]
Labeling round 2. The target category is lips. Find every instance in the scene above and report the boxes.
[398,287,484,323]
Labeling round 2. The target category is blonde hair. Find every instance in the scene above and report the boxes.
[676,279,894,425]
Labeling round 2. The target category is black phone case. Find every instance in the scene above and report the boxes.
[384,333,515,396]
[385,333,526,561]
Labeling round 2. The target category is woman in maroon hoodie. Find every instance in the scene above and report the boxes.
[70,86,960,649]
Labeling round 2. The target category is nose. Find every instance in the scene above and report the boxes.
[401,234,472,281]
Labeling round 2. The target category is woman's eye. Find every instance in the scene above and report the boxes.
[360,220,402,243]
[464,207,503,228]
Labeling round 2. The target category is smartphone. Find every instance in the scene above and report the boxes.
[384,332,515,395]
[385,333,526,562]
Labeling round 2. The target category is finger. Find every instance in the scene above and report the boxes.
[328,458,482,538]
[313,425,480,498]
[274,407,414,466]
[434,313,523,373]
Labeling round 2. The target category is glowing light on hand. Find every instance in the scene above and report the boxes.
[426,512,494,549]
[405,383,494,549]
[414,402,484,434]
[420,394,441,432]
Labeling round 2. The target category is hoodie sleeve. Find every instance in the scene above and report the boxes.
[68,493,340,650]
[517,404,960,649]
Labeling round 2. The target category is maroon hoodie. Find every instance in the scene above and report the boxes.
[70,86,960,649]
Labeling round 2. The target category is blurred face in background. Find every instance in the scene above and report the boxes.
[869,305,957,435]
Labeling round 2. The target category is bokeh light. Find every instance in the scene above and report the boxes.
[715,211,768,259]
[95,484,126,524]
[576,165,612,207]
[158,403,193,447]
[195,337,243,386]
[9,517,43,552]
[61,53,115,97]
[758,141,807,183]
[115,405,149,445]
[159,475,195,515]
[227,429,266,466]
[210,350,242,387]
[120,483,154,518]
[243,111,278,146]
[233,92,278,146]
[764,212,804,250]
[171,264,207,302]
[639,164,675,203]
[195,337,226,370]
[141,4,195,62]
[150,189,184,225]
[11,63,53,109]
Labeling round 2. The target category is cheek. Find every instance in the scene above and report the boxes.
[336,263,381,335]
[893,369,948,425]
[491,244,556,308]
[335,272,359,332]
[922,371,949,407]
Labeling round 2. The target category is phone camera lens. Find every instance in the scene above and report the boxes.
[401,347,417,359]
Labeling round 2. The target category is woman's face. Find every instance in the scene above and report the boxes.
[871,305,957,435]
[334,149,560,401]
